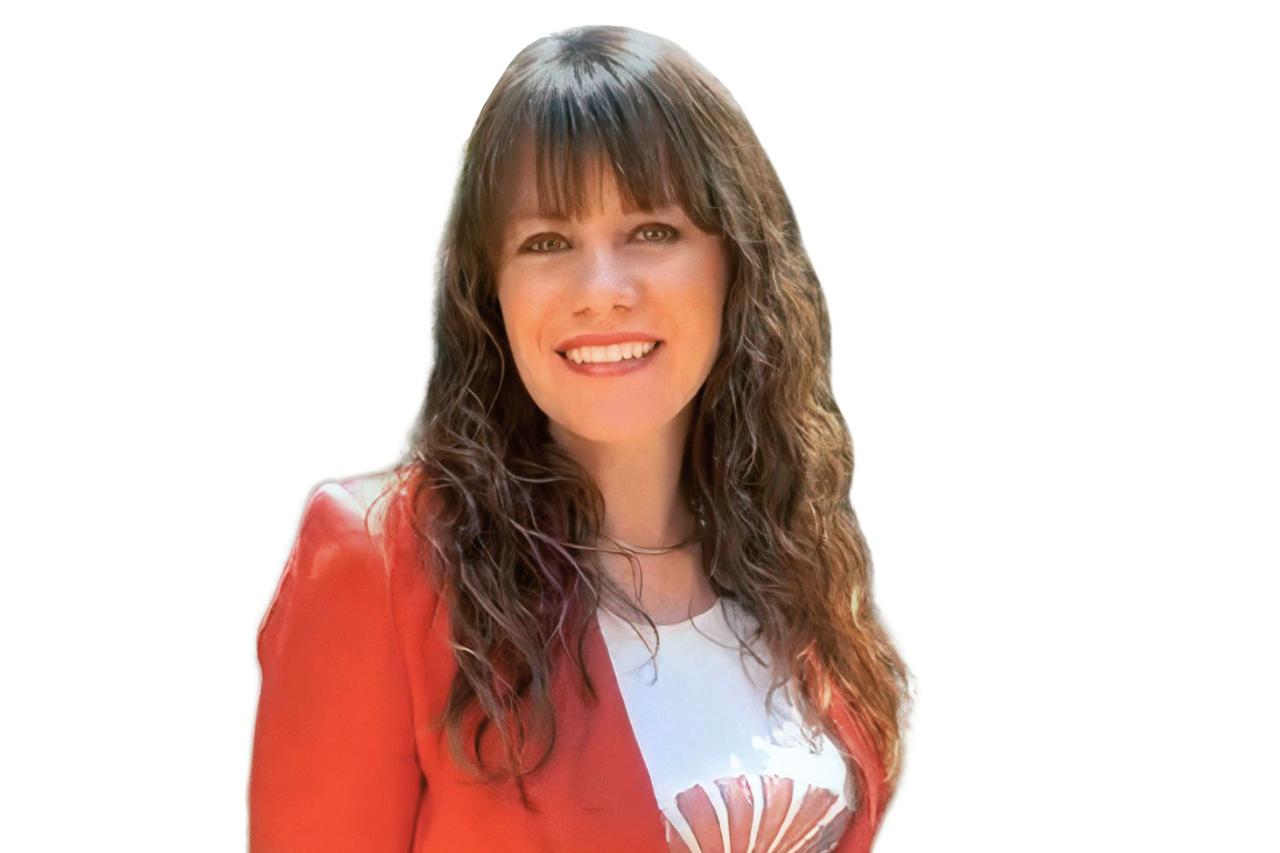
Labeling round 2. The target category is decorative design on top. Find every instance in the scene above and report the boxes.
[658,772,852,853]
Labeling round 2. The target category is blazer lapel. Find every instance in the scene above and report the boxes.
[827,688,885,853]
[533,586,671,851]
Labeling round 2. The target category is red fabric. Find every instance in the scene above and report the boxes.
[249,468,889,852]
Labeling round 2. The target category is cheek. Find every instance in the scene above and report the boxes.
[497,279,530,336]
[675,256,729,332]
[498,287,553,377]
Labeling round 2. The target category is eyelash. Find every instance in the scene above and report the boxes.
[520,224,680,254]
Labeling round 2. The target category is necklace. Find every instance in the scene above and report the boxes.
[598,529,701,555]
[597,505,706,555]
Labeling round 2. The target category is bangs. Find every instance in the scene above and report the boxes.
[477,67,724,258]
[526,91,685,220]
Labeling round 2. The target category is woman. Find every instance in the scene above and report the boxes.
[249,24,911,853]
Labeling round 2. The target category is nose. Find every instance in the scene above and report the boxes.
[569,242,640,313]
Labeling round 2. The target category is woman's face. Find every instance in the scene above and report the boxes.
[493,149,732,446]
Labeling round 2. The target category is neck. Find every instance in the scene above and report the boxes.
[549,401,698,547]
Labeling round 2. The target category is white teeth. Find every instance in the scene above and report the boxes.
[565,341,657,364]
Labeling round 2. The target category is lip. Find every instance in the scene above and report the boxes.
[558,340,663,377]
[554,330,662,352]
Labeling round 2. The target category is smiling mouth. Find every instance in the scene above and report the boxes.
[556,341,664,362]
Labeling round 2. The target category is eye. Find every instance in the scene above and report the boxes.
[636,223,679,244]
[522,234,569,254]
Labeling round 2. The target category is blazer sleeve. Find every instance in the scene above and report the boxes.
[249,481,424,852]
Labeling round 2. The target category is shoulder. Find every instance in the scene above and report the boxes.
[260,464,441,642]
[315,463,415,536]
[328,463,447,627]
[295,462,433,565]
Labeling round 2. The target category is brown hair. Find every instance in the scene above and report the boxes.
[393,24,912,813]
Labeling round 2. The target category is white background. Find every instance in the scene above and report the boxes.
[2,1,1277,850]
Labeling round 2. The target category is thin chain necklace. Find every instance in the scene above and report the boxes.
[598,529,701,555]
[597,506,706,555]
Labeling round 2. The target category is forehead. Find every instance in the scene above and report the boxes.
[503,160,639,226]
[497,134,681,233]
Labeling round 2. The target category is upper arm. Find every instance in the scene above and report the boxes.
[249,481,424,852]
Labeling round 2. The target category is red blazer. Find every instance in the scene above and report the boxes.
[249,468,889,852]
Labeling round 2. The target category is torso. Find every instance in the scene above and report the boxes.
[594,595,858,852]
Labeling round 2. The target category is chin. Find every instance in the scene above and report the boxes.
[550,412,674,446]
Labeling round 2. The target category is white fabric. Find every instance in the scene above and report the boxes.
[595,596,857,853]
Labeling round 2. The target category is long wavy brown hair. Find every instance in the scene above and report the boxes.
[387,24,913,815]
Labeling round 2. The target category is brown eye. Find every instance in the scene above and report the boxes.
[637,224,679,244]
[524,235,567,254]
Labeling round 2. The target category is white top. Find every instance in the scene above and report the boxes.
[595,596,857,853]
